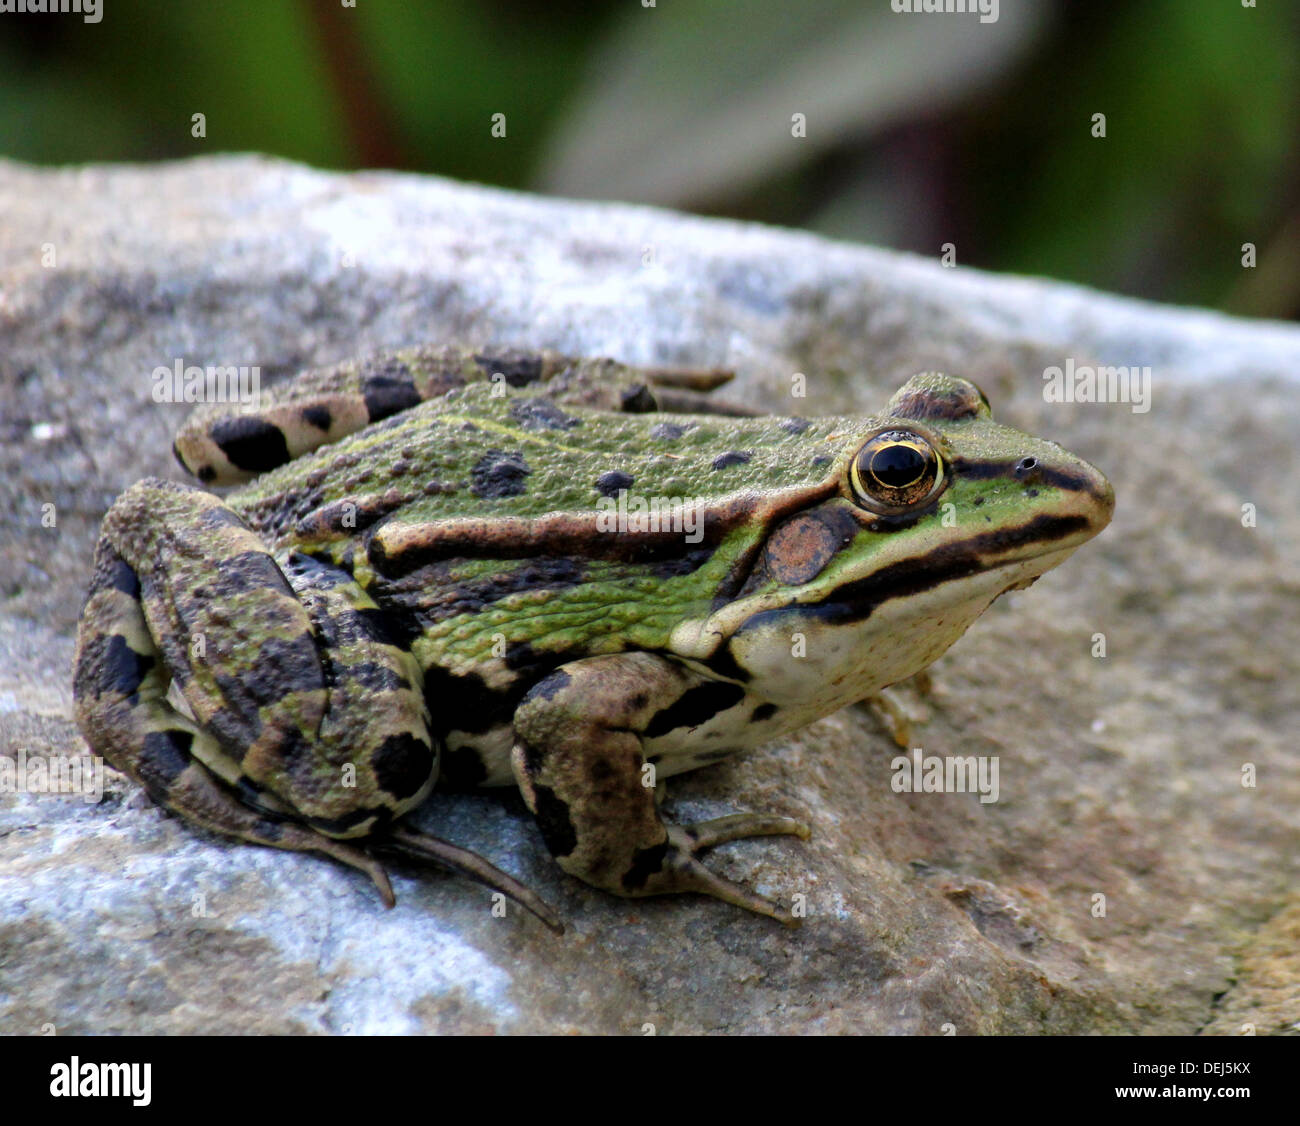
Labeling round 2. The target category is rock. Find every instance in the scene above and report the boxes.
[0,154,1296,1035]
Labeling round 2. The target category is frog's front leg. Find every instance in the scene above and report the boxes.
[511,653,810,926]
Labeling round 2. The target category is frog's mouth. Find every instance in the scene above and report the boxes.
[811,511,1100,625]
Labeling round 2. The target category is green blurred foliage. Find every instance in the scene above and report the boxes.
[0,0,1295,319]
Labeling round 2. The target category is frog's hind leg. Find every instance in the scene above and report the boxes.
[511,653,810,926]
[73,537,397,902]
[173,346,753,485]
[172,346,519,485]
[73,477,435,902]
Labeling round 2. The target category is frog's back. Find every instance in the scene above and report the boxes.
[220,382,857,786]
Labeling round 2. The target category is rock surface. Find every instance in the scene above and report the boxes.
[1,154,1296,1035]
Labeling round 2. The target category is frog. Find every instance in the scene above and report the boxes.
[73,346,1114,933]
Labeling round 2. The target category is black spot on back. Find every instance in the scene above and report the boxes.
[780,417,811,434]
[644,681,746,738]
[712,451,752,471]
[471,449,530,498]
[509,398,581,431]
[210,416,291,474]
[650,422,685,440]
[595,469,635,498]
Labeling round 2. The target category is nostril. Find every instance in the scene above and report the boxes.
[1015,456,1039,477]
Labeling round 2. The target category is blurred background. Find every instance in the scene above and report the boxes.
[2,0,1297,319]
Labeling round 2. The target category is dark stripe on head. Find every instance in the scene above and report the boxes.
[744,513,1092,629]
[952,457,1104,498]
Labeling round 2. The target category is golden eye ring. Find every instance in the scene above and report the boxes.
[849,430,946,515]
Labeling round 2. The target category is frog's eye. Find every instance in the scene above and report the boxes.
[849,430,946,515]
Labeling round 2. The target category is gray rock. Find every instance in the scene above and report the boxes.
[1,154,1296,1035]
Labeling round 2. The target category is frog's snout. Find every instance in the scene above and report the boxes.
[1062,457,1115,540]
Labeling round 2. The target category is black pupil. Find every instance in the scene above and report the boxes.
[871,443,926,489]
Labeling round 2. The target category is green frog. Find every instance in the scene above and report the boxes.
[73,347,1114,933]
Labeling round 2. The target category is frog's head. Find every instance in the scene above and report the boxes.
[676,372,1114,707]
